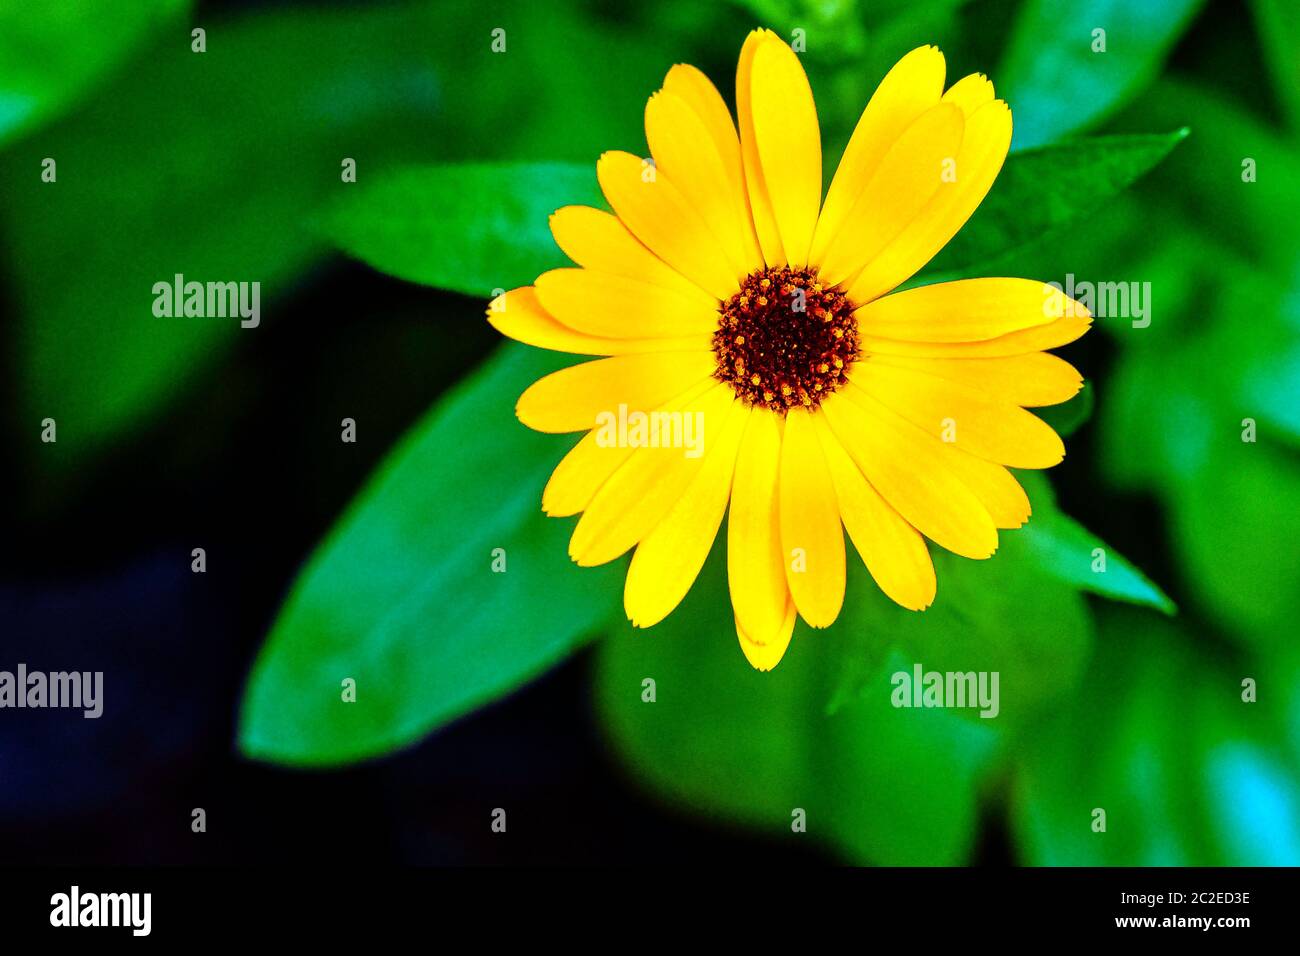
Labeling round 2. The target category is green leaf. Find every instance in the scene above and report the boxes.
[1012,607,1300,865]
[829,527,1094,722]
[998,0,1205,149]
[826,473,1175,718]
[1127,80,1300,273]
[595,543,1002,865]
[1016,474,1175,614]
[321,163,598,296]
[924,130,1187,276]
[0,0,190,147]
[239,343,622,766]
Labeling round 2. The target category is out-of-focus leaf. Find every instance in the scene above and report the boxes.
[239,344,622,766]
[801,470,1105,723]
[1105,394,1300,642]
[825,471,1176,717]
[2,4,447,472]
[1127,80,1300,273]
[1251,0,1300,132]
[998,0,1205,149]
[2,0,674,473]
[722,0,870,61]
[595,544,1002,865]
[1016,474,1175,614]
[1098,234,1300,641]
[322,163,598,296]
[0,0,190,147]
[1013,607,1300,865]
[925,131,1187,276]
[830,532,1093,723]
[1167,438,1300,644]
[1035,379,1093,437]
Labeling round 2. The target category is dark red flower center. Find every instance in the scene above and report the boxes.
[712,266,859,413]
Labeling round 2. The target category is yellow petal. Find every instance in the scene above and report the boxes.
[534,268,719,339]
[663,63,765,266]
[488,287,710,356]
[855,278,1085,342]
[870,352,1083,407]
[541,377,718,516]
[727,409,793,661]
[597,150,740,299]
[848,365,1065,468]
[645,89,760,275]
[816,103,965,286]
[663,64,743,179]
[517,351,717,433]
[847,98,1012,304]
[735,29,785,264]
[569,384,737,566]
[745,34,822,266]
[778,408,845,627]
[811,45,946,264]
[624,404,750,627]
[941,72,995,116]
[549,205,716,302]
[812,413,936,610]
[736,596,796,671]
[928,442,1032,529]
[859,314,1092,358]
[821,390,998,559]
[835,384,1030,530]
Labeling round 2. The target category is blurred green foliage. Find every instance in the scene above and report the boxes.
[2,0,676,474]
[1014,608,1300,865]
[5,0,1297,863]
[997,0,1205,148]
[0,0,190,147]
[597,548,1003,866]
[323,163,601,296]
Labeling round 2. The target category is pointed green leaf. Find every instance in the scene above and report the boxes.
[239,344,622,766]
[1017,473,1175,614]
[924,130,1187,276]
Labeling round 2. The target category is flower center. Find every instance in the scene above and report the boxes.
[712,266,859,413]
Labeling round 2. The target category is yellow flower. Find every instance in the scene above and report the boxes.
[488,31,1090,671]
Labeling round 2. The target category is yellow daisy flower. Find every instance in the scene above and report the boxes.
[488,30,1091,671]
